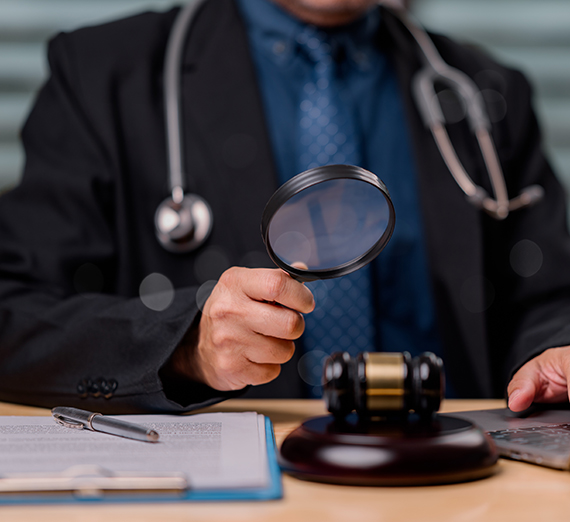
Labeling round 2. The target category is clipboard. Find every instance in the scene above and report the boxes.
[0,415,282,504]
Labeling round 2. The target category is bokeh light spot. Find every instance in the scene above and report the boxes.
[298,350,330,386]
[196,280,217,314]
[510,239,543,278]
[139,273,174,311]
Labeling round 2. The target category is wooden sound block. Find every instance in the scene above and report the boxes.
[279,413,499,486]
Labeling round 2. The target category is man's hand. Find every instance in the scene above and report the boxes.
[173,267,315,391]
[507,346,570,412]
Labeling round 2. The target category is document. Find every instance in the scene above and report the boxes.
[0,411,281,502]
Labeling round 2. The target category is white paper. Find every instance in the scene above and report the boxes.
[0,411,269,490]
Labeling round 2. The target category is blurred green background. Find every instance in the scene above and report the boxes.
[1,0,569,222]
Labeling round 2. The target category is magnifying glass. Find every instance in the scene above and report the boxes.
[261,165,396,282]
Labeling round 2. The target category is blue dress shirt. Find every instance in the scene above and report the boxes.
[235,0,446,389]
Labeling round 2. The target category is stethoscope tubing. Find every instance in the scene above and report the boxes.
[158,0,543,254]
[390,4,543,219]
[164,0,209,204]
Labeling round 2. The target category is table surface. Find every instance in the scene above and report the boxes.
[1,399,570,522]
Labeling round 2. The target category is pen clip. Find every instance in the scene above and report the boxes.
[53,413,87,430]
[53,408,103,431]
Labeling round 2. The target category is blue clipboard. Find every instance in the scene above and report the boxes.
[0,417,282,505]
[184,416,283,502]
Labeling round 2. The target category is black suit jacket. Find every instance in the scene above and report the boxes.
[1,0,570,412]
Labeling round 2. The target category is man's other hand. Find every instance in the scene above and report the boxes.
[507,346,570,412]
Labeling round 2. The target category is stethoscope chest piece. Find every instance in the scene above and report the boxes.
[155,193,213,253]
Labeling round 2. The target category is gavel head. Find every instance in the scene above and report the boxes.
[322,352,445,419]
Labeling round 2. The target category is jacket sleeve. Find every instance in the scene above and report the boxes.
[0,31,239,414]
[484,68,570,382]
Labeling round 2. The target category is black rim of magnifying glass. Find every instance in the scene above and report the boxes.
[261,164,396,282]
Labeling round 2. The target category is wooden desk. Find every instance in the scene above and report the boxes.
[2,399,570,522]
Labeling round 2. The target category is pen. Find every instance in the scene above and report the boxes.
[51,406,159,443]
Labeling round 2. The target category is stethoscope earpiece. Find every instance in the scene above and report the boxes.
[517,184,545,207]
[155,193,213,253]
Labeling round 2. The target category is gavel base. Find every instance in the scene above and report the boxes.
[278,413,498,486]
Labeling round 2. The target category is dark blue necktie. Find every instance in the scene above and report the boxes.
[295,27,375,397]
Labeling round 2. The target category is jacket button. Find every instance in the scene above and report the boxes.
[90,379,102,398]
[77,378,89,398]
[101,378,118,399]
[77,377,118,399]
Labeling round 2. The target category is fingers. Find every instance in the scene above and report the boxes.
[233,268,315,313]
[205,269,309,341]
[246,299,306,340]
[507,364,540,412]
[246,336,296,365]
[196,328,295,391]
[187,267,315,391]
[507,347,570,411]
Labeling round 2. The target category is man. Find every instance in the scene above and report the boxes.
[0,0,569,413]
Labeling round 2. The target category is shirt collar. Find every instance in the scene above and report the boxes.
[236,0,382,70]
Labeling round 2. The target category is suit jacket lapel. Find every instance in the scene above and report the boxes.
[179,0,279,263]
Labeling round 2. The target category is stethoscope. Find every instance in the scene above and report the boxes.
[154,0,213,253]
[155,0,543,253]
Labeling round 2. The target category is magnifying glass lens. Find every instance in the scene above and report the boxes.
[269,178,390,270]
[262,165,395,281]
